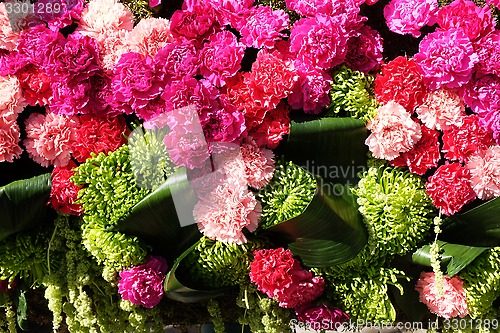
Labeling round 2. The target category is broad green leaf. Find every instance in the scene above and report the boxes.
[412,241,488,276]
[441,197,500,247]
[164,241,230,303]
[115,168,201,263]
[0,174,52,241]
[268,180,367,267]
[283,117,368,185]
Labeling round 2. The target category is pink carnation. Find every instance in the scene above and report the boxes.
[415,87,466,131]
[415,272,469,319]
[41,0,84,31]
[442,115,495,162]
[476,109,500,144]
[249,102,290,149]
[199,31,245,87]
[466,146,500,200]
[288,63,332,115]
[124,18,173,58]
[77,0,134,39]
[241,137,275,189]
[275,275,324,308]
[118,256,168,308]
[0,119,22,162]
[414,29,479,90]
[437,0,495,41]
[426,163,476,215]
[345,25,383,74]
[366,101,422,161]
[290,15,348,69]
[240,6,289,49]
[487,0,500,8]
[49,160,82,215]
[295,304,349,328]
[202,0,253,30]
[461,74,500,115]
[0,3,20,51]
[285,0,335,16]
[199,96,245,143]
[170,2,218,40]
[0,75,25,123]
[24,111,79,167]
[154,39,199,81]
[475,31,500,76]
[16,64,52,107]
[384,0,438,38]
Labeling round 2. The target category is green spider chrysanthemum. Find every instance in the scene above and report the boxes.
[257,160,317,229]
[352,166,437,260]
[326,65,379,123]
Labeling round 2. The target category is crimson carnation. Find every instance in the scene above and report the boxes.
[426,163,476,215]
[345,25,383,74]
[249,102,290,149]
[49,160,83,215]
[72,114,127,163]
[391,125,441,175]
[374,56,427,112]
[169,2,218,40]
[295,303,349,327]
[16,64,51,107]
[442,115,495,162]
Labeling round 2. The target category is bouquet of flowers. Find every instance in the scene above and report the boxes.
[0,0,500,331]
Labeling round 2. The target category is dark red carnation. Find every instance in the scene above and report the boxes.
[49,160,83,215]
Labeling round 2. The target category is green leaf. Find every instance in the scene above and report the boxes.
[268,180,367,267]
[283,117,368,185]
[441,197,500,247]
[115,168,201,263]
[0,174,52,241]
[412,241,488,276]
[164,241,231,303]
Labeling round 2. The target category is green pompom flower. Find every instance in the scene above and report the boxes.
[326,65,379,123]
[352,166,437,259]
[257,160,317,229]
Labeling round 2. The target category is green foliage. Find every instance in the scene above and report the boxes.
[121,0,153,21]
[327,65,379,123]
[255,0,301,24]
[257,160,317,229]
[207,299,225,333]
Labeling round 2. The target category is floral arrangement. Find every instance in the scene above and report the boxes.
[1,0,500,332]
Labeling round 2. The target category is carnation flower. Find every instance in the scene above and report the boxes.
[24,111,79,167]
[124,18,173,58]
[390,125,441,175]
[290,15,348,69]
[41,0,84,31]
[276,276,325,308]
[288,63,332,115]
[118,255,168,308]
[466,146,500,200]
[239,6,289,49]
[241,137,275,189]
[384,0,438,38]
[77,0,134,39]
[0,120,22,162]
[442,115,495,162]
[0,75,25,122]
[487,0,500,7]
[249,102,290,149]
[437,0,494,41]
[16,64,52,107]
[295,304,349,327]
[170,2,218,40]
[366,101,422,161]
[199,31,245,87]
[72,114,127,163]
[461,74,500,115]
[200,96,245,143]
[415,87,466,131]
[15,25,63,68]
[285,0,336,16]
[154,39,199,81]
[476,109,500,144]
[0,3,20,51]
[415,272,469,319]
[426,163,476,215]
[374,56,427,112]
[475,31,500,76]
[49,160,83,215]
[345,25,383,74]
[414,28,479,90]
[247,50,297,109]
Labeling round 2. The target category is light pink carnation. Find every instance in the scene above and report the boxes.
[415,272,469,319]
[0,119,22,162]
[475,31,500,76]
[366,101,422,161]
[466,146,500,200]
[240,6,289,49]
[77,0,134,39]
[414,29,479,90]
[241,137,275,189]
[0,3,20,51]
[94,29,129,73]
[384,0,438,38]
[24,111,79,167]
[0,75,25,123]
[415,87,466,131]
[124,18,173,58]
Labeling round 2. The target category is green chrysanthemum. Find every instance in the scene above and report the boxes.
[128,126,176,190]
[121,0,152,21]
[352,166,437,259]
[326,65,379,123]
[257,160,317,229]
[184,237,267,288]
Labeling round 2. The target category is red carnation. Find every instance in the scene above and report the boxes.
[442,115,495,162]
[72,114,127,163]
[248,102,290,149]
[390,125,441,175]
[49,161,83,215]
[374,56,428,112]
[426,163,476,216]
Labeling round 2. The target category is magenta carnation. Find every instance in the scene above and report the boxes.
[241,137,275,189]
[199,96,245,143]
[162,77,219,117]
[154,40,199,81]
[288,64,332,114]
[466,146,500,200]
[118,256,168,308]
[345,25,383,73]
[416,272,469,319]
[426,163,476,215]
[476,109,500,144]
[240,6,289,49]
[475,31,500,76]
[414,29,479,90]
[366,101,422,161]
[295,304,349,328]
[384,0,438,38]
[461,74,500,115]
[415,87,465,131]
